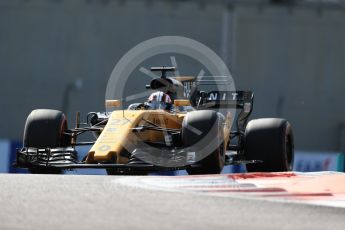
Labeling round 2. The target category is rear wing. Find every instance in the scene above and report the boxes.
[201,91,254,110]
[153,73,254,112]
[195,90,254,142]
[178,75,254,136]
[177,75,253,110]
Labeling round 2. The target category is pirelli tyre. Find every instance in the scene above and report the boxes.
[182,110,225,175]
[23,109,69,174]
[244,118,294,172]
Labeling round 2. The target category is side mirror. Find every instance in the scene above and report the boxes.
[105,100,122,110]
[174,99,191,107]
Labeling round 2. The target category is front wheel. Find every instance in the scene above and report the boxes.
[182,110,225,175]
[244,118,294,172]
[23,109,69,174]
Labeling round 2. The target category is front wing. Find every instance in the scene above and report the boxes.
[14,147,259,173]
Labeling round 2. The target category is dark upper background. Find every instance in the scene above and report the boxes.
[1,0,345,152]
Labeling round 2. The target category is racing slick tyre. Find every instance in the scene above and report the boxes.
[183,110,225,175]
[244,118,294,172]
[23,109,69,174]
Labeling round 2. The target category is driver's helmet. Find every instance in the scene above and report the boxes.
[147,91,172,110]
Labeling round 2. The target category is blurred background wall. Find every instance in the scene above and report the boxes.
[1,0,345,158]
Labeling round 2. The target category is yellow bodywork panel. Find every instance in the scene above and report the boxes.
[223,112,232,153]
[87,110,185,164]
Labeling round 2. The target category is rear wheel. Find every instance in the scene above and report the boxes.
[23,109,69,174]
[244,118,294,172]
[182,110,225,175]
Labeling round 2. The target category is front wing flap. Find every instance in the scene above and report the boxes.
[14,147,187,173]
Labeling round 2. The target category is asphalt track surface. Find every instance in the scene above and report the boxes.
[0,174,344,230]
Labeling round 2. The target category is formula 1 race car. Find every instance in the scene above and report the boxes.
[15,67,294,175]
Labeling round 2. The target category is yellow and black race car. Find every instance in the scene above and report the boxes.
[15,67,294,175]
